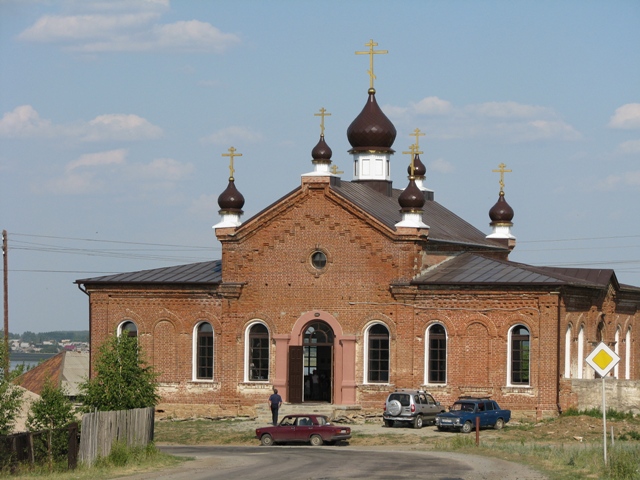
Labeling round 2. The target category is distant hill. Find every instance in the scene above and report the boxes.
[2,330,90,343]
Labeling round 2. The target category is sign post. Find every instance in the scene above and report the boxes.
[585,342,620,466]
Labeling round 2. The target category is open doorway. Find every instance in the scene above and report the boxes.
[288,321,334,403]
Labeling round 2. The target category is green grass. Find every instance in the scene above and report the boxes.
[0,442,185,479]
[563,407,636,421]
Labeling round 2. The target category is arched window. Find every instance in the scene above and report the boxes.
[194,322,214,380]
[426,324,446,384]
[509,325,530,386]
[564,325,572,378]
[118,320,138,338]
[366,324,389,383]
[626,327,632,380]
[614,327,621,379]
[247,323,269,381]
[577,325,585,378]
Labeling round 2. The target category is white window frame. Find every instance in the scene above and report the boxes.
[192,321,214,382]
[564,324,572,378]
[363,322,390,385]
[614,327,621,379]
[626,327,632,380]
[577,325,585,379]
[507,324,531,387]
[424,323,447,386]
[244,321,270,383]
[117,320,138,337]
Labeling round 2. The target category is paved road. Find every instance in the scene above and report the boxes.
[123,445,547,480]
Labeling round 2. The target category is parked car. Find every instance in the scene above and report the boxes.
[435,397,511,433]
[255,414,351,446]
[383,389,444,429]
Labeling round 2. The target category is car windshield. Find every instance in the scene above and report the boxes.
[451,402,475,412]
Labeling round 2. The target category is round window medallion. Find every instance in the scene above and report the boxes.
[311,250,327,270]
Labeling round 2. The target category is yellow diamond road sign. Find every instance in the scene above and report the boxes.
[586,342,620,377]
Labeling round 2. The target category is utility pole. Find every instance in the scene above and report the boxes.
[3,230,8,376]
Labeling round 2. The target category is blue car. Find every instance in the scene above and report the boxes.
[435,398,511,433]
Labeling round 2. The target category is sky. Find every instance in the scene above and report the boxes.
[1,0,639,334]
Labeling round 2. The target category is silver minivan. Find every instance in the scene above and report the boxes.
[383,389,444,428]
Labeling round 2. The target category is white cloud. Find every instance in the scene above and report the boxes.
[83,114,163,141]
[201,126,264,145]
[188,193,218,220]
[18,12,240,53]
[617,139,640,154]
[0,105,52,137]
[66,149,127,171]
[595,171,640,191]
[387,97,581,143]
[42,149,192,195]
[127,157,193,180]
[411,97,452,115]
[466,101,551,118]
[609,104,640,130]
[429,158,455,174]
[0,106,162,142]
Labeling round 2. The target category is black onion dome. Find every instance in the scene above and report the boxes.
[489,192,514,223]
[218,179,245,212]
[312,135,332,162]
[398,178,425,210]
[407,154,426,177]
[347,90,396,153]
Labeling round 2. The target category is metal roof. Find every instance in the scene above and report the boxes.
[413,253,615,288]
[331,181,504,249]
[76,260,221,285]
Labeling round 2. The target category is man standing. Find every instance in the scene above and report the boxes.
[268,388,283,426]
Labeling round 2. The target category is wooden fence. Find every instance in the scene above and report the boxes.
[78,407,154,466]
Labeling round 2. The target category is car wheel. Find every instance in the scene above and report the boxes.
[310,434,323,446]
[437,426,445,432]
[494,418,504,430]
[260,434,274,446]
[387,399,402,416]
[384,420,394,427]
[461,421,473,434]
[413,415,423,429]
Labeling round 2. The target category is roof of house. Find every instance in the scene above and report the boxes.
[412,253,617,289]
[76,259,221,285]
[16,351,89,397]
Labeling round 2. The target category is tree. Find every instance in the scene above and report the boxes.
[26,379,75,464]
[0,341,24,435]
[79,334,159,411]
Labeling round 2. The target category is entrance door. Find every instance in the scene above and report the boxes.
[288,346,303,403]
[302,321,334,403]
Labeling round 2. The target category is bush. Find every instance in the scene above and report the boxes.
[0,342,23,435]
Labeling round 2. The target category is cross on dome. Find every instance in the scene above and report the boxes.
[222,146,242,181]
[355,39,388,91]
[314,108,331,136]
[492,163,512,194]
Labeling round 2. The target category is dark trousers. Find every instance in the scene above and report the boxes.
[271,407,279,426]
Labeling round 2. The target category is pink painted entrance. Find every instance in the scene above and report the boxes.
[272,311,356,405]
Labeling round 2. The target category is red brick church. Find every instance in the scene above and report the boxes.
[77,43,640,420]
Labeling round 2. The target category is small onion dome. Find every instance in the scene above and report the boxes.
[398,178,425,210]
[347,89,397,153]
[218,178,245,212]
[407,153,426,177]
[489,192,514,223]
[311,135,332,162]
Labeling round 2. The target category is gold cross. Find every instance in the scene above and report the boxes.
[355,39,388,90]
[330,165,343,175]
[492,163,512,194]
[314,107,331,136]
[402,144,420,177]
[410,128,425,151]
[222,146,242,180]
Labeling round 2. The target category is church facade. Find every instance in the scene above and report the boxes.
[77,47,640,420]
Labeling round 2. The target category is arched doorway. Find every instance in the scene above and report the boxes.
[288,321,334,403]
